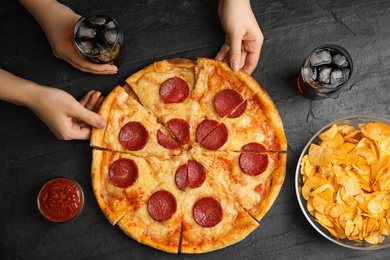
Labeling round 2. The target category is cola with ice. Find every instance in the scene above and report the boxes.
[73,13,123,64]
[298,45,353,99]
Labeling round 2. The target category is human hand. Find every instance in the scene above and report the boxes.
[215,0,264,75]
[19,0,118,75]
[30,87,106,140]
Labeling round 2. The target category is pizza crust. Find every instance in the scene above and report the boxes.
[90,58,287,254]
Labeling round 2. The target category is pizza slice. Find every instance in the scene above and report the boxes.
[192,57,261,121]
[91,86,182,159]
[125,58,197,119]
[125,59,201,147]
[190,146,287,222]
[179,149,259,254]
[197,90,287,152]
[91,149,161,225]
[116,153,189,254]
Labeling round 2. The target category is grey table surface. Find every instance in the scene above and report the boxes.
[2,0,390,259]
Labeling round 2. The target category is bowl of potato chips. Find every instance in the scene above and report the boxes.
[296,116,390,249]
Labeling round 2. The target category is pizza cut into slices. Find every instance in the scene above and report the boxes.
[90,58,288,254]
[116,152,189,254]
[189,146,287,222]
[179,153,259,253]
[90,86,182,159]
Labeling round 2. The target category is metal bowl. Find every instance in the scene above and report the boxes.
[295,115,390,250]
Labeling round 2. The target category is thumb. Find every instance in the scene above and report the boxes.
[73,104,107,129]
[229,37,242,72]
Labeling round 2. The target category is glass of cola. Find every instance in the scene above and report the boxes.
[297,45,353,100]
[73,13,124,64]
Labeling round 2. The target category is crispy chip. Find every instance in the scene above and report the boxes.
[361,122,390,142]
[308,144,334,167]
[300,121,390,244]
[319,124,338,141]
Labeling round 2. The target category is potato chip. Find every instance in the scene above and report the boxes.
[361,122,390,142]
[329,204,349,218]
[319,133,344,149]
[319,124,338,141]
[302,174,327,200]
[308,144,334,167]
[313,195,331,214]
[315,211,334,227]
[344,130,363,143]
[300,121,390,244]
[338,125,356,136]
[338,176,361,196]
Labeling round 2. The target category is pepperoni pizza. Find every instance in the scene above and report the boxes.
[91,58,287,254]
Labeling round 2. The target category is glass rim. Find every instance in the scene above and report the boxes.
[301,44,353,90]
[73,12,122,57]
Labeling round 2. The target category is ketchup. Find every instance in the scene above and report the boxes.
[38,178,84,222]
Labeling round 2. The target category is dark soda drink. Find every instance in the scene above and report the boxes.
[73,13,124,64]
[298,45,353,100]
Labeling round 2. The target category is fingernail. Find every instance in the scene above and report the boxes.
[105,66,118,74]
[232,61,239,72]
[97,117,107,128]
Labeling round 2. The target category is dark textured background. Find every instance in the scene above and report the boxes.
[1,0,390,259]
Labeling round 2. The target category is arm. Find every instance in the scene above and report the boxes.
[19,0,118,75]
[0,69,106,140]
[216,0,264,75]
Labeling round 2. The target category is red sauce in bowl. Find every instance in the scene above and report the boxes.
[38,178,84,222]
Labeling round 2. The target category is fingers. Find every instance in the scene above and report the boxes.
[215,43,230,62]
[79,90,95,106]
[72,101,106,130]
[62,49,118,75]
[66,126,93,141]
[229,36,243,72]
[242,52,259,75]
[81,90,102,110]
[95,96,105,113]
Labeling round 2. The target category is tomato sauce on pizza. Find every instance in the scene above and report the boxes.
[90,58,287,254]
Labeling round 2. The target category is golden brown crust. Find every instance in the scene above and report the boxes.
[91,149,130,225]
[91,85,182,159]
[90,86,122,149]
[116,153,188,254]
[253,153,287,221]
[91,57,287,254]
[254,90,287,152]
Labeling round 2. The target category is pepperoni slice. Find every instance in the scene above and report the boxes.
[167,119,190,145]
[196,119,219,142]
[242,142,266,152]
[160,77,189,103]
[200,123,228,150]
[147,190,177,222]
[239,152,269,176]
[109,158,138,188]
[193,197,223,227]
[157,130,179,149]
[214,89,244,118]
[228,100,247,118]
[119,122,149,151]
[187,160,206,189]
[175,164,188,191]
